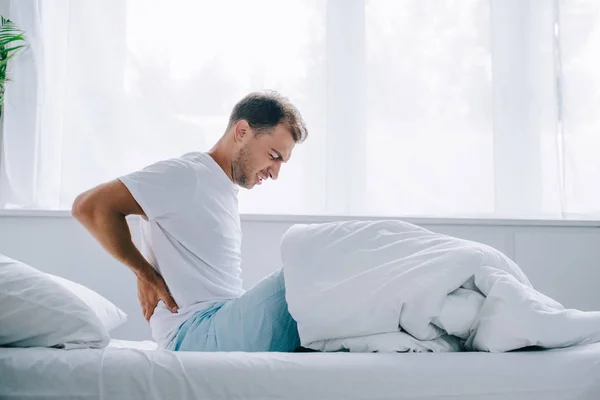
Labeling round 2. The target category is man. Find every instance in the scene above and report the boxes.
[72,90,308,352]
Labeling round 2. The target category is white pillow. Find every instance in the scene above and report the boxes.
[47,273,127,332]
[0,254,111,349]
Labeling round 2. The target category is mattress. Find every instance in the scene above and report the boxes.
[1,340,600,400]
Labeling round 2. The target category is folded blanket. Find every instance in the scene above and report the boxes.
[280,220,600,352]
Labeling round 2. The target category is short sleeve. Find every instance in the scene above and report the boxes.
[118,157,197,221]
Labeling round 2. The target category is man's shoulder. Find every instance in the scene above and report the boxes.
[169,152,212,174]
[177,152,234,190]
[179,151,207,161]
[176,151,207,164]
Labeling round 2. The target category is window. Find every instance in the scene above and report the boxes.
[2,0,599,219]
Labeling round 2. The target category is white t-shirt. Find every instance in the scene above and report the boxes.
[118,152,245,346]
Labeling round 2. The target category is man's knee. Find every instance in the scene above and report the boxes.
[259,268,286,294]
[274,268,285,288]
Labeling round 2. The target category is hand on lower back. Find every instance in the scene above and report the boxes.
[137,273,178,321]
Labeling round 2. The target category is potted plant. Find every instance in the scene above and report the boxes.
[0,16,26,118]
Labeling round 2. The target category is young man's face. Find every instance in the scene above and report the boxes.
[232,122,295,189]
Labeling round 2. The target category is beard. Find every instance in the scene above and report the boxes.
[231,145,253,188]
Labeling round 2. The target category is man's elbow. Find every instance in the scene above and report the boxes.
[72,180,139,226]
[71,191,95,224]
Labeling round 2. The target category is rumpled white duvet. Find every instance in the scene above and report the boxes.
[281,220,600,353]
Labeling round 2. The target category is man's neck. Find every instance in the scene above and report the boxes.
[208,142,234,182]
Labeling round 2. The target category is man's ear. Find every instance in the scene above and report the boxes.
[233,120,251,143]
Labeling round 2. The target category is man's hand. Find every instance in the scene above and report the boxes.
[72,180,179,322]
[137,272,178,322]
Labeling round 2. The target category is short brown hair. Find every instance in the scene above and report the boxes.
[228,90,308,143]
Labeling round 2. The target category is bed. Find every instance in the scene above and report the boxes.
[2,223,600,400]
[1,339,600,400]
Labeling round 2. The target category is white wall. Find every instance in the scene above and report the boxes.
[0,1,9,18]
[1,212,599,341]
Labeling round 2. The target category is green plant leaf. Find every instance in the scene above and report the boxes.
[0,14,26,113]
[2,44,25,53]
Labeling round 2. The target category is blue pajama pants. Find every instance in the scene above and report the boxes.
[167,269,301,352]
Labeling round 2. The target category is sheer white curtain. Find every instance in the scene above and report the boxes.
[1,0,599,219]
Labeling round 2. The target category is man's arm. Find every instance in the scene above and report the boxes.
[71,179,178,318]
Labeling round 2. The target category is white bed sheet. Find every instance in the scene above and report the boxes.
[1,340,599,400]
